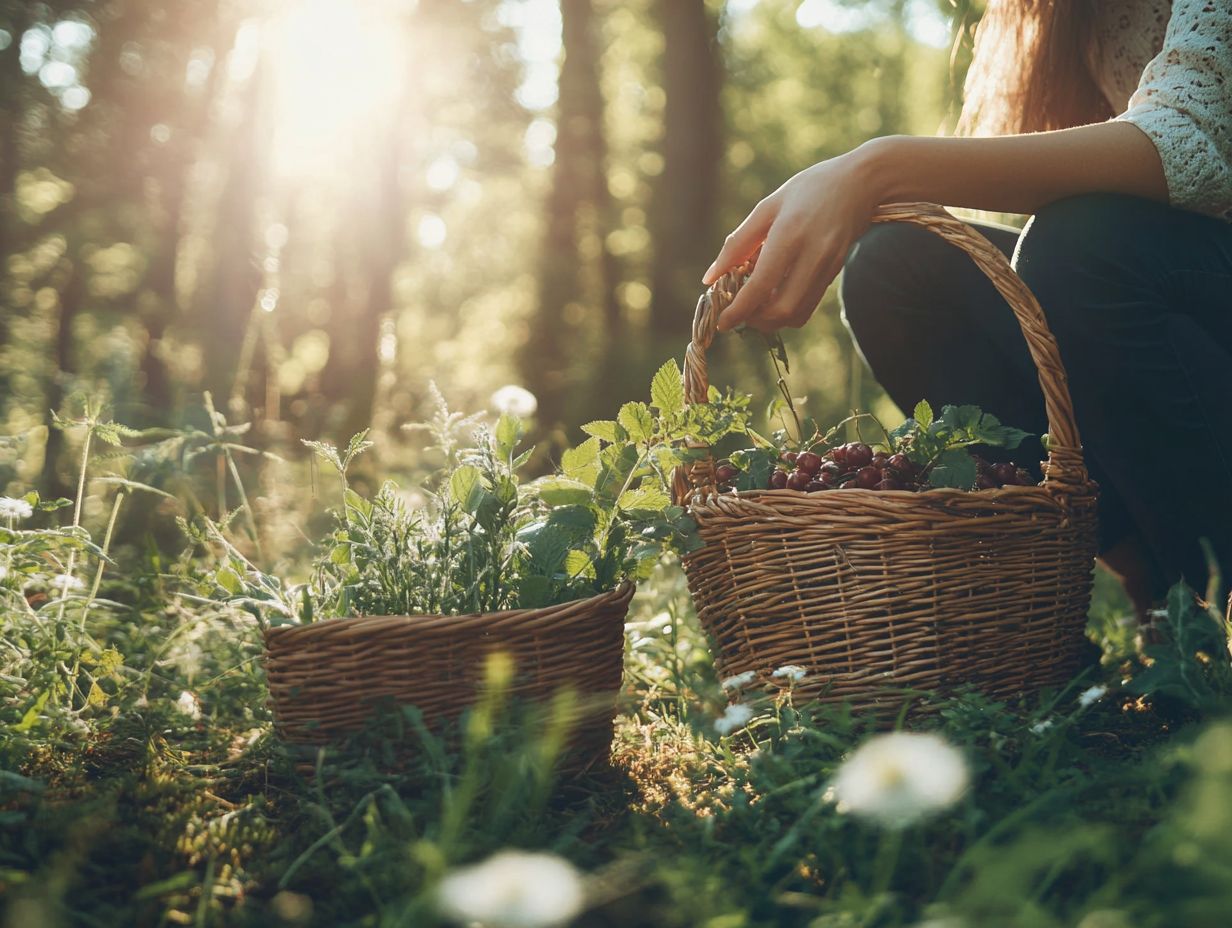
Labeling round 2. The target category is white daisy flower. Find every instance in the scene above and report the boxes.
[176,690,202,720]
[720,670,756,690]
[771,665,808,682]
[0,497,34,521]
[830,732,969,828]
[714,702,754,736]
[490,385,538,418]
[437,850,584,928]
[1077,684,1108,709]
[1029,719,1054,735]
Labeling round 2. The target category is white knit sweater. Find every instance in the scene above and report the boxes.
[1092,0,1232,220]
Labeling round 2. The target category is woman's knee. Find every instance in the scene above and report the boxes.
[840,222,947,334]
[1013,194,1163,350]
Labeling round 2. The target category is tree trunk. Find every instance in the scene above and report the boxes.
[648,0,723,340]
[199,60,267,414]
[519,0,606,442]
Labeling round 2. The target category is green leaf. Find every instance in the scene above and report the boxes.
[564,549,595,579]
[594,444,641,505]
[928,449,978,489]
[729,448,777,492]
[650,359,685,416]
[547,505,599,543]
[617,401,655,443]
[449,464,486,513]
[913,400,934,430]
[216,566,243,594]
[617,484,671,513]
[530,476,594,507]
[561,437,601,486]
[580,420,625,443]
[494,413,523,460]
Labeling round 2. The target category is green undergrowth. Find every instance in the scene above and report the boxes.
[3,556,1232,928]
[4,401,1232,927]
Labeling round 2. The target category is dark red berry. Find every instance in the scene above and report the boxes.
[887,453,915,475]
[855,466,881,489]
[839,479,859,489]
[715,462,739,484]
[769,469,788,490]
[976,474,999,490]
[805,480,827,492]
[786,470,811,492]
[796,451,823,475]
[992,462,1017,484]
[1015,468,1035,486]
[782,451,799,466]
[846,443,874,469]
[876,477,904,491]
[829,446,849,468]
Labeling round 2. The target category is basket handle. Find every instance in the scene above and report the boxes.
[680,202,1090,494]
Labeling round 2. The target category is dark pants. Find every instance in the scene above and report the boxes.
[840,194,1232,594]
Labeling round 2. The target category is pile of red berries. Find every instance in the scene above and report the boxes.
[971,455,1035,489]
[712,445,1040,493]
[716,442,925,494]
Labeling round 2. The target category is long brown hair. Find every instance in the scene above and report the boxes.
[957,0,1113,136]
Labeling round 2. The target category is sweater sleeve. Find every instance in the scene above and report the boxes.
[1114,0,1232,221]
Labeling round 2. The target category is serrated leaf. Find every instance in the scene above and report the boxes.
[617,402,655,443]
[560,437,601,486]
[913,400,934,430]
[580,420,624,443]
[650,359,685,416]
[594,444,641,505]
[928,449,977,489]
[547,505,599,543]
[564,549,595,579]
[617,484,671,513]
[530,476,594,507]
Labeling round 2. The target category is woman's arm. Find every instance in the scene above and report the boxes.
[705,120,1167,333]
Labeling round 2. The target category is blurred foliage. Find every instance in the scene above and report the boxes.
[1,0,969,520]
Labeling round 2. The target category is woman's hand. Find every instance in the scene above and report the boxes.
[703,145,884,333]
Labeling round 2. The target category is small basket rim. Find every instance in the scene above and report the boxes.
[263,580,635,645]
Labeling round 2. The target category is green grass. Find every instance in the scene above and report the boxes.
[4,549,1232,928]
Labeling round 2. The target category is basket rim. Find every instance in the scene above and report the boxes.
[263,580,635,644]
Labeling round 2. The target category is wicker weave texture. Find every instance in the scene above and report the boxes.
[678,203,1100,711]
[264,582,634,761]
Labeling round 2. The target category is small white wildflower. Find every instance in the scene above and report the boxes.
[830,732,969,828]
[714,702,754,736]
[51,573,85,592]
[490,385,538,418]
[436,850,584,928]
[1029,719,1054,735]
[720,670,756,691]
[1077,684,1108,709]
[771,665,808,683]
[176,690,202,720]
[0,497,34,521]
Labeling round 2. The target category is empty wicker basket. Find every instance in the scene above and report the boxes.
[675,203,1099,713]
[263,582,634,768]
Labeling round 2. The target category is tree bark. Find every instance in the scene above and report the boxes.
[519,0,606,441]
[648,0,723,339]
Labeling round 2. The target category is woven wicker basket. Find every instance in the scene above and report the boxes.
[674,203,1099,713]
[263,582,634,768]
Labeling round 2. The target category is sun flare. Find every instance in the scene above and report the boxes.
[266,0,409,177]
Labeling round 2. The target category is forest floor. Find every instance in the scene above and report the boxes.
[5,559,1232,928]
